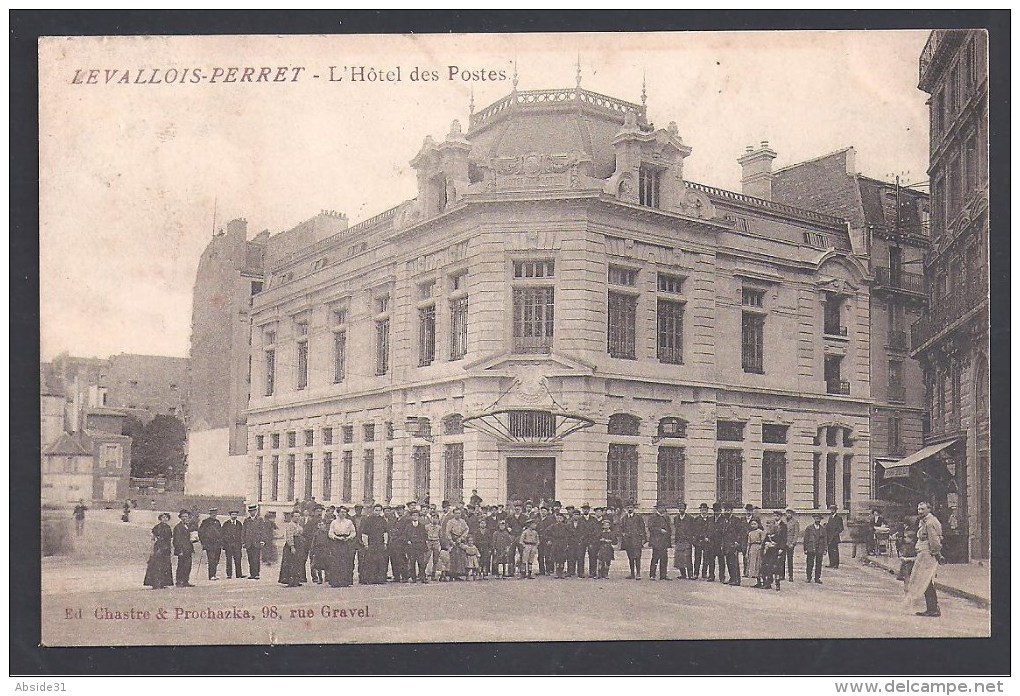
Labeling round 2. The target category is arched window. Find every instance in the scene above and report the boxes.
[608,413,641,436]
[657,417,688,438]
[442,414,464,435]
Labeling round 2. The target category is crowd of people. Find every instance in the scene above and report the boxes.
[142,491,877,595]
[141,491,943,616]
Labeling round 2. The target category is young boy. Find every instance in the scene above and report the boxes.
[597,520,616,579]
[476,520,492,578]
[309,520,330,584]
[519,520,540,579]
[462,535,481,580]
[492,520,514,578]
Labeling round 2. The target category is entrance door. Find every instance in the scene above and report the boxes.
[506,457,555,505]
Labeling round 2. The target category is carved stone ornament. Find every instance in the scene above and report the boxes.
[677,188,716,219]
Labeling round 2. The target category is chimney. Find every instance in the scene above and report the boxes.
[737,141,778,200]
[226,218,248,238]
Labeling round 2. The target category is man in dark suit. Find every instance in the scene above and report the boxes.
[709,502,726,582]
[565,510,585,577]
[721,503,742,586]
[360,504,389,584]
[647,503,672,580]
[620,502,647,580]
[803,513,826,583]
[673,501,696,580]
[536,506,555,575]
[579,504,600,579]
[692,503,712,580]
[242,504,269,580]
[825,504,845,568]
[221,509,244,579]
[405,509,429,583]
[172,509,196,587]
[197,508,223,581]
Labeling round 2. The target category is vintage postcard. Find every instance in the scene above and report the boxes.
[38,29,992,647]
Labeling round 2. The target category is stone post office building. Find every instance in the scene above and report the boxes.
[245,86,876,518]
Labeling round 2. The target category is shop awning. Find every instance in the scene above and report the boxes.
[878,439,960,479]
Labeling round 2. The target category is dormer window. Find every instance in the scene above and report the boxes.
[639,164,662,208]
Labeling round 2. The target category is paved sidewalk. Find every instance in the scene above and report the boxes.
[863,553,990,607]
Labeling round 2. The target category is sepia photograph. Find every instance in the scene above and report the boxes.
[28,21,997,657]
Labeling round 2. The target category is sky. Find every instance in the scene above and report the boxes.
[38,30,931,361]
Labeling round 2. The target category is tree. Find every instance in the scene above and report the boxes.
[129,414,187,480]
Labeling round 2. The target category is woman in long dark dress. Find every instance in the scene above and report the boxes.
[144,513,174,589]
[277,513,304,587]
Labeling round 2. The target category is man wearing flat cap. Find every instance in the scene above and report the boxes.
[172,509,196,587]
[198,508,224,581]
[222,509,244,579]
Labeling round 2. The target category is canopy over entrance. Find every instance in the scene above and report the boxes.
[877,439,960,479]
[462,409,595,444]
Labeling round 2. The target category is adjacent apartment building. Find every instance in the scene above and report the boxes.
[184,212,349,497]
[911,29,990,559]
[771,147,930,509]
[243,85,876,523]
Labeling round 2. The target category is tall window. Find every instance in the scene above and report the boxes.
[271,433,280,449]
[323,427,333,446]
[450,296,468,360]
[812,453,820,509]
[741,313,765,374]
[825,355,847,394]
[304,429,314,447]
[639,164,661,208]
[363,450,375,502]
[607,444,638,508]
[444,443,464,504]
[341,425,354,444]
[412,445,431,502]
[418,305,436,367]
[363,424,375,442]
[888,360,904,401]
[825,453,837,509]
[286,454,296,501]
[375,319,390,375]
[512,287,555,354]
[889,415,903,455]
[842,455,853,510]
[656,299,684,364]
[607,292,637,359]
[513,261,555,354]
[296,320,309,389]
[333,331,346,383]
[322,452,333,500]
[341,451,353,502]
[303,453,313,499]
[270,455,279,501]
[716,449,743,506]
[823,294,845,335]
[656,446,685,505]
[255,435,264,450]
[264,347,276,396]
[385,449,394,504]
[762,451,787,508]
[255,456,263,501]
[287,431,297,448]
